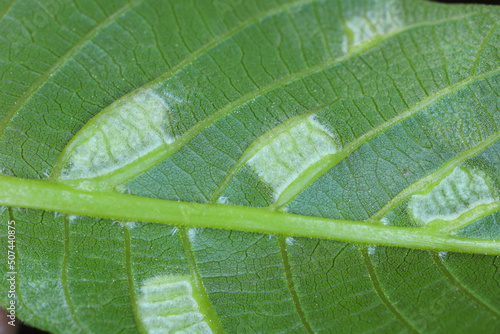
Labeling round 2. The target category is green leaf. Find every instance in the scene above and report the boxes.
[1,0,500,333]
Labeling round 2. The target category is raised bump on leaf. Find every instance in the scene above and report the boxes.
[60,88,181,180]
[246,115,338,201]
[342,0,402,52]
[408,166,498,225]
[137,275,212,334]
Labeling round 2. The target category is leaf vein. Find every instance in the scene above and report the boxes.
[272,68,500,209]
[430,252,500,319]
[0,0,145,139]
[278,236,315,334]
[370,130,500,221]
[121,224,147,334]
[0,0,16,21]
[2,175,500,255]
[470,21,499,77]
[62,216,89,333]
[361,247,419,334]
[58,12,483,189]
[179,227,225,334]
[9,208,49,329]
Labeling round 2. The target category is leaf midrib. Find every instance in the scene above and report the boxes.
[1,175,499,256]
[4,2,500,333]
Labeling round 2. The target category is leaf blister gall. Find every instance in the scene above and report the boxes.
[342,0,403,52]
[408,166,498,225]
[0,0,500,332]
[246,115,339,201]
[60,88,181,180]
[137,275,212,333]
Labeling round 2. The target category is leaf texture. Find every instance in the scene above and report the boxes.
[1,0,500,333]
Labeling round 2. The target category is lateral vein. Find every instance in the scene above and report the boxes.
[430,252,500,319]
[272,69,500,210]
[179,227,225,334]
[370,131,500,221]
[61,216,89,333]
[122,225,147,334]
[278,236,314,334]
[361,247,419,334]
[0,0,145,139]
[0,0,16,20]
[54,13,481,189]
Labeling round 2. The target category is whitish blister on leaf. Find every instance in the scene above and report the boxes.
[342,0,402,52]
[137,275,212,334]
[408,166,498,225]
[60,88,180,180]
[246,115,338,201]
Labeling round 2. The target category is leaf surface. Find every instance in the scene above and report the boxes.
[1,0,500,333]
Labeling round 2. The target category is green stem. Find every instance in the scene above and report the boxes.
[1,175,499,255]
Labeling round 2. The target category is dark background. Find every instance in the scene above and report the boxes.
[437,0,500,3]
[5,0,500,333]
